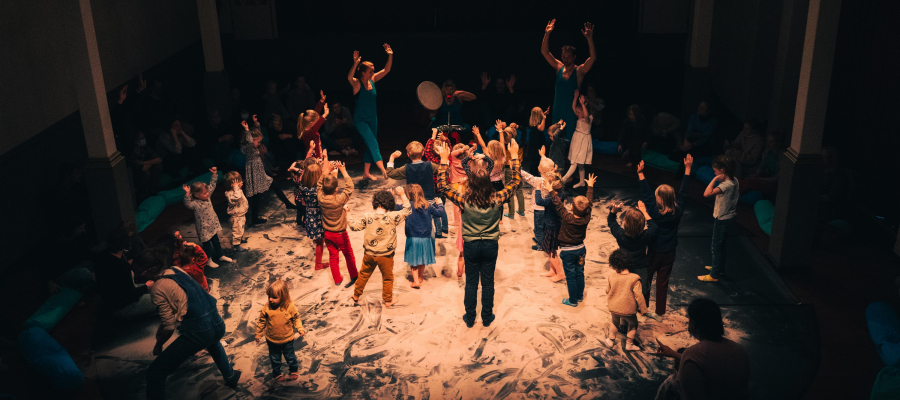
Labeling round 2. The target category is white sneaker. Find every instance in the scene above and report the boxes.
[604,338,615,347]
[219,256,234,263]
[207,260,219,269]
[625,343,640,351]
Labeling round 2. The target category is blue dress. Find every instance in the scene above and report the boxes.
[404,204,446,266]
[354,80,382,163]
[552,66,579,140]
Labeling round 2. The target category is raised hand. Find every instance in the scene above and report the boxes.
[507,138,520,159]
[609,202,622,214]
[390,150,402,159]
[431,127,438,139]
[394,186,405,197]
[495,119,504,131]
[241,120,249,130]
[506,74,516,92]
[579,95,586,104]
[320,90,326,102]
[684,154,694,169]
[435,142,451,161]
[545,19,556,33]
[637,200,647,213]
[337,161,347,172]
[637,160,645,174]
[209,167,217,174]
[713,174,726,182]
[322,104,330,118]
[353,50,361,64]
[252,114,258,123]
[542,106,550,116]
[558,120,566,131]
[182,184,191,193]
[539,145,546,158]
[582,22,594,39]
[472,126,481,139]
[383,43,393,55]
[585,173,597,187]
[481,72,491,89]
[118,85,128,104]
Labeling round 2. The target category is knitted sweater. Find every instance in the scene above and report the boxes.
[317,174,354,232]
[607,272,648,316]
[348,202,412,256]
[255,303,306,345]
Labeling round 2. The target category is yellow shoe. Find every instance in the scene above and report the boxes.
[698,275,718,282]
[705,266,712,271]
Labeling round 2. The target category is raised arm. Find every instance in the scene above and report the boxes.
[704,174,725,198]
[472,125,488,150]
[385,150,407,180]
[348,51,361,94]
[577,22,596,81]
[549,189,574,222]
[572,89,581,115]
[373,44,393,82]
[493,141,521,204]
[541,19,562,70]
[435,143,465,210]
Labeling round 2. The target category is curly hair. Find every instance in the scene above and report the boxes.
[609,248,632,273]
[372,190,396,211]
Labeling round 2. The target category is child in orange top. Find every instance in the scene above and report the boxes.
[255,280,305,381]
[297,90,330,158]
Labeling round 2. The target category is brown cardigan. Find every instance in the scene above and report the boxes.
[550,186,594,247]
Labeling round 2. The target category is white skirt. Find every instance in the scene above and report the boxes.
[568,130,593,165]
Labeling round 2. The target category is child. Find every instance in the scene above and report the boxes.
[501,124,526,219]
[349,187,412,307]
[224,171,249,253]
[638,156,691,315]
[562,92,593,188]
[699,156,739,282]
[255,280,305,382]
[287,148,317,226]
[174,243,210,291]
[534,172,565,282]
[547,120,569,172]
[472,126,506,193]
[526,106,550,175]
[608,200,658,310]
[547,173,596,306]
[403,184,446,288]
[317,160,359,286]
[297,90,330,158]
[424,129,453,238]
[386,140,444,237]
[241,116,275,225]
[182,167,233,266]
[296,156,326,270]
[602,249,660,351]
[521,147,557,250]
[447,143,473,276]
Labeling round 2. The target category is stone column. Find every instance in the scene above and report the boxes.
[768,0,842,269]
[197,0,232,122]
[689,0,715,68]
[69,0,134,241]
[768,0,809,134]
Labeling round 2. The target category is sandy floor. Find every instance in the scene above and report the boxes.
[88,171,748,399]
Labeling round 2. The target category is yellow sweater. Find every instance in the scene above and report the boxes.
[255,303,305,344]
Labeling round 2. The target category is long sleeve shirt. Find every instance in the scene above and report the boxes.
[299,100,326,158]
[438,159,521,242]
[255,303,306,344]
[534,189,561,228]
[640,174,688,254]
[520,171,545,210]
[684,114,718,148]
[183,172,220,243]
[677,339,751,400]
[323,105,353,135]
[225,189,248,217]
[607,272,649,316]
[94,252,149,313]
[348,202,412,256]
[551,187,594,247]
[150,267,190,331]
[317,173,354,232]
[156,131,196,157]
[173,243,209,291]
[608,213,658,270]
[405,203,447,238]
[386,160,440,200]
[728,132,765,169]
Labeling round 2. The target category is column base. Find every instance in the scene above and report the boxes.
[83,152,135,242]
[767,148,823,269]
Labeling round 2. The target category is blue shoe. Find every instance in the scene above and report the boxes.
[531,245,541,251]
[562,298,578,307]
[517,211,525,216]
[503,213,514,219]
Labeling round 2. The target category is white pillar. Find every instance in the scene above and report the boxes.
[689,0,715,68]
[198,0,225,72]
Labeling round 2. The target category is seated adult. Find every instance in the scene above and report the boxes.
[129,130,163,202]
[132,246,241,399]
[584,84,605,138]
[650,112,680,153]
[199,109,235,166]
[670,100,718,161]
[286,76,315,122]
[724,118,765,178]
[655,298,750,400]
[262,80,290,124]
[618,104,651,167]
[740,132,783,197]
[479,72,518,129]
[267,113,299,168]
[155,118,197,175]
[322,99,359,156]
[94,229,156,320]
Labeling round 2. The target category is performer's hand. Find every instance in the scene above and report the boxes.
[353,50,361,64]
[545,19,556,33]
[481,72,491,89]
[252,114,258,123]
[582,22,594,39]
[383,43,393,55]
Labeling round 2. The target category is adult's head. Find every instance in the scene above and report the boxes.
[561,45,577,67]
[295,76,308,90]
[329,100,342,115]
[441,80,456,99]
[766,132,784,151]
[132,131,148,150]
[270,114,283,131]
[494,77,508,94]
[207,109,221,126]
[687,298,725,341]
[132,247,171,283]
[697,100,711,117]
[266,80,278,95]
[357,61,375,82]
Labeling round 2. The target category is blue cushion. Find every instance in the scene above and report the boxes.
[754,200,775,236]
[19,327,84,394]
[641,149,680,172]
[592,140,619,155]
[24,288,82,332]
[872,367,900,399]
[695,165,716,185]
[157,187,185,205]
[135,196,167,232]
[740,190,763,205]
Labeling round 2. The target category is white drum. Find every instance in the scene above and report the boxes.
[417,81,442,111]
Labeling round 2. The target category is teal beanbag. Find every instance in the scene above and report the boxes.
[135,195,166,232]
[19,327,84,395]
[157,187,185,205]
[24,288,82,332]
[740,190,763,205]
[871,367,900,400]
[593,140,619,155]
[754,200,775,236]
[695,165,716,185]
[641,149,680,172]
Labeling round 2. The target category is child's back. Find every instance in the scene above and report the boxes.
[607,272,648,316]
[318,174,354,232]
[608,214,658,270]
[406,203,446,238]
[405,162,436,200]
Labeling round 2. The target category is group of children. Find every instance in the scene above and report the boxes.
[173,101,742,379]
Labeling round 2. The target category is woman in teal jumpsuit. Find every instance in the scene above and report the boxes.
[348,44,393,180]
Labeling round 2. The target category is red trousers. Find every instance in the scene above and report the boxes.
[324,230,358,283]
[647,251,676,315]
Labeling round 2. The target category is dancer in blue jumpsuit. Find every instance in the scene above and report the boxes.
[541,19,597,140]
[348,44,393,180]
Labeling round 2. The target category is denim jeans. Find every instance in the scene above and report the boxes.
[201,234,224,262]
[560,247,586,301]
[146,319,233,400]
[433,195,448,234]
[463,240,499,322]
[266,339,299,376]
[533,210,545,244]
[709,217,733,279]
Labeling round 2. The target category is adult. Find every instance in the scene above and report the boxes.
[286,76,315,121]
[618,104,651,167]
[262,80,290,124]
[155,118,197,175]
[267,113,299,168]
[670,100,718,162]
[200,109,235,166]
[479,72,517,129]
[436,139,521,328]
[94,229,156,320]
[650,112,681,153]
[655,298,750,400]
[541,19,596,140]
[724,118,765,178]
[584,83,605,138]
[129,130,163,202]
[740,132,783,197]
[133,247,241,399]
[41,215,97,296]
[348,44,393,181]
[322,99,359,156]
[435,80,476,127]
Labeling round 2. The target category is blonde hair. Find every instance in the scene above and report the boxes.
[224,171,243,188]
[452,143,468,159]
[486,140,506,166]
[356,61,375,79]
[529,107,545,128]
[502,127,516,144]
[300,163,321,188]
[249,128,263,141]
[406,141,424,160]
[405,183,429,210]
[655,184,676,215]
[190,181,209,197]
[297,109,321,136]
[266,280,293,310]
[623,209,646,238]
[572,196,591,217]
[538,157,557,176]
